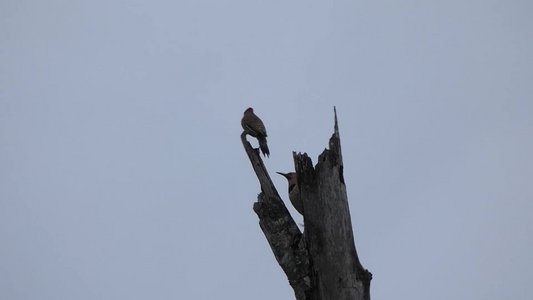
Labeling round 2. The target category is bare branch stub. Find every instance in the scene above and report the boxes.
[241,132,311,300]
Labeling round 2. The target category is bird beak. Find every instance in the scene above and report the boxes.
[276,172,290,179]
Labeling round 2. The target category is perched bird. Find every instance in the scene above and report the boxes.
[241,107,270,157]
[277,172,303,215]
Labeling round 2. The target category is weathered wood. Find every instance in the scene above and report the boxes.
[294,108,371,300]
[241,108,371,300]
[241,132,312,300]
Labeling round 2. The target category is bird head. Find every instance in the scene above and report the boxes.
[276,172,296,181]
[245,107,254,114]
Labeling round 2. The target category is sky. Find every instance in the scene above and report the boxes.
[1,1,532,299]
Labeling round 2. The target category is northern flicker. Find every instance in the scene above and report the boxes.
[241,107,270,157]
[277,172,303,215]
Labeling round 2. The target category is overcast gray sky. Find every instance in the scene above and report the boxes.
[1,1,532,299]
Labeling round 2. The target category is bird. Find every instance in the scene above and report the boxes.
[241,107,270,157]
[277,172,303,215]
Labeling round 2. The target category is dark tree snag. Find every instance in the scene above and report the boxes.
[295,107,372,300]
[241,132,312,300]
[241,107,371,300]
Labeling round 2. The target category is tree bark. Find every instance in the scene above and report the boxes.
[241,108,371,300]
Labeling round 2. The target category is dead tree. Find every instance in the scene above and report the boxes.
[241,108,372,300]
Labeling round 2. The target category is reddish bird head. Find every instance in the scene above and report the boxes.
[245,107,254,114]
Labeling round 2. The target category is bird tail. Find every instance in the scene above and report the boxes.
[259,137,270,157]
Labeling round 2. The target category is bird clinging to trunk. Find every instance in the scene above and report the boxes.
[241,107,270,157]
[277,172,303,215]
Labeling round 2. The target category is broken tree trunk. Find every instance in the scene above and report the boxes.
[241,108,371,300]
